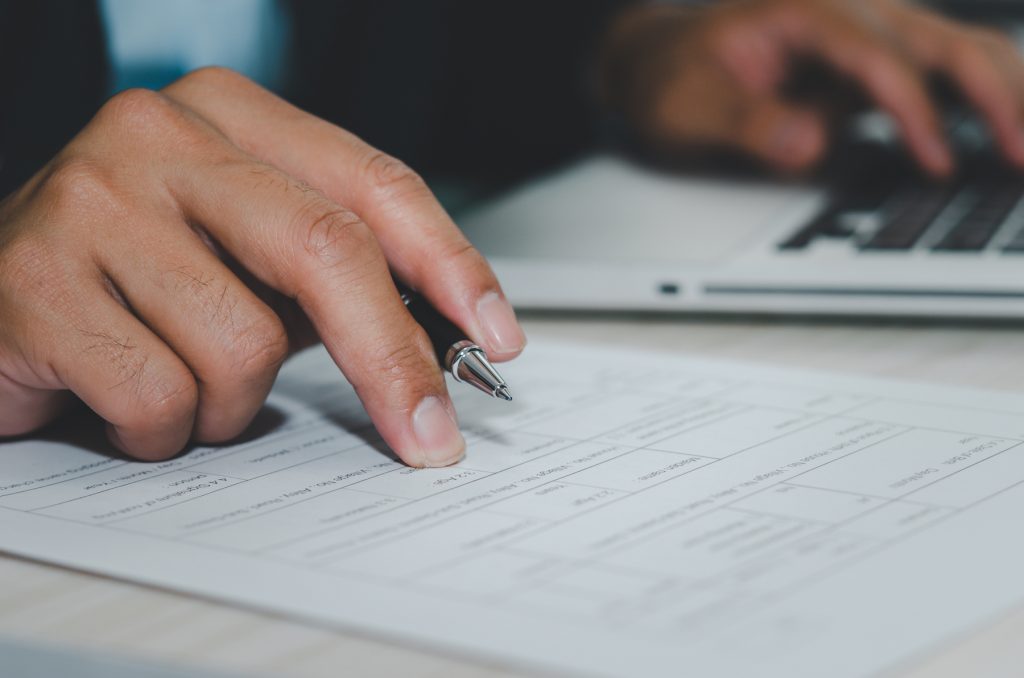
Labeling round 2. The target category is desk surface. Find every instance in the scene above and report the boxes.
[3,314,1023,678]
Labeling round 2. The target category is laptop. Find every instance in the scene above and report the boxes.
[459,13,1024,319]
[460,112,1024,319]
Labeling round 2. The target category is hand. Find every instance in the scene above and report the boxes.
[600,0,1024,176]
[0,68,526,467]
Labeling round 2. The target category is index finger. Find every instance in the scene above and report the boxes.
[163,68,526,362]
[155,123,467,467]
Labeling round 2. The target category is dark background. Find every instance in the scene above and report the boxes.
[2,0,1022,204]
[0,0,629,201]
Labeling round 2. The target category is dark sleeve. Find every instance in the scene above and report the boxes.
[287,0,633,186]
[0,0,109,198]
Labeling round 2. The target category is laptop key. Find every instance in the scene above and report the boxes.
[779,210,837,249]
[861,188,951,250]
[934,188,1020,251]
[779,176,896,250]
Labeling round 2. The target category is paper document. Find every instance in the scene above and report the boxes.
[3,341,1024,677]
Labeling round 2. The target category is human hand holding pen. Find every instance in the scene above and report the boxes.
[0,67,526,468]
[602,0,1024,176]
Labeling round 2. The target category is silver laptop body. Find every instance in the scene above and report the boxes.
[461,129,1024,319]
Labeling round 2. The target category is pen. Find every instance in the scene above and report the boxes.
[395,282,513,401]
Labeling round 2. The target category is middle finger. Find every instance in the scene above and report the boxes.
[94,203,290,443]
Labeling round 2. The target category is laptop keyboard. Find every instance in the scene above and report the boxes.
[779,155,1024,253]
[934,186,1021,250]
[862,187,953,250]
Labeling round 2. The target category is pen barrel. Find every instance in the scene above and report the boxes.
[399,291,466,369]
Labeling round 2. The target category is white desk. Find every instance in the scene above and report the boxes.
[2,314,1023,677]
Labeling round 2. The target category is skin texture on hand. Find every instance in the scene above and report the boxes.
[0,67,526,467]
[600,0,1024,176]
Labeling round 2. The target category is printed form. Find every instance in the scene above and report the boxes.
[3,341,1024,677]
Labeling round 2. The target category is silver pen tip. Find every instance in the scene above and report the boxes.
[495,385,512,401]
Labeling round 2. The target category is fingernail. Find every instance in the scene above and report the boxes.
[411,395,465,467]
[476,291,526,356]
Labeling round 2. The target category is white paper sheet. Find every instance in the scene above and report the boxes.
[3,340,1024,677]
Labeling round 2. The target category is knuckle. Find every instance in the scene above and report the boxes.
[177,65,250,91]
[79,329,196,430]
[135,373,198,431]
[39,156,117,213]
[166,268,239,327]
[230,312,290,379]
[98,88,179,135]
[166,264,218,300]
[361,151,427,196]
[432,237,491,280]
[120,359,197,431]
[162,267,289,380]
[374,332,438,392]
[297,202,378,269]
[96,87,210,155]
[441,237,483,265]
